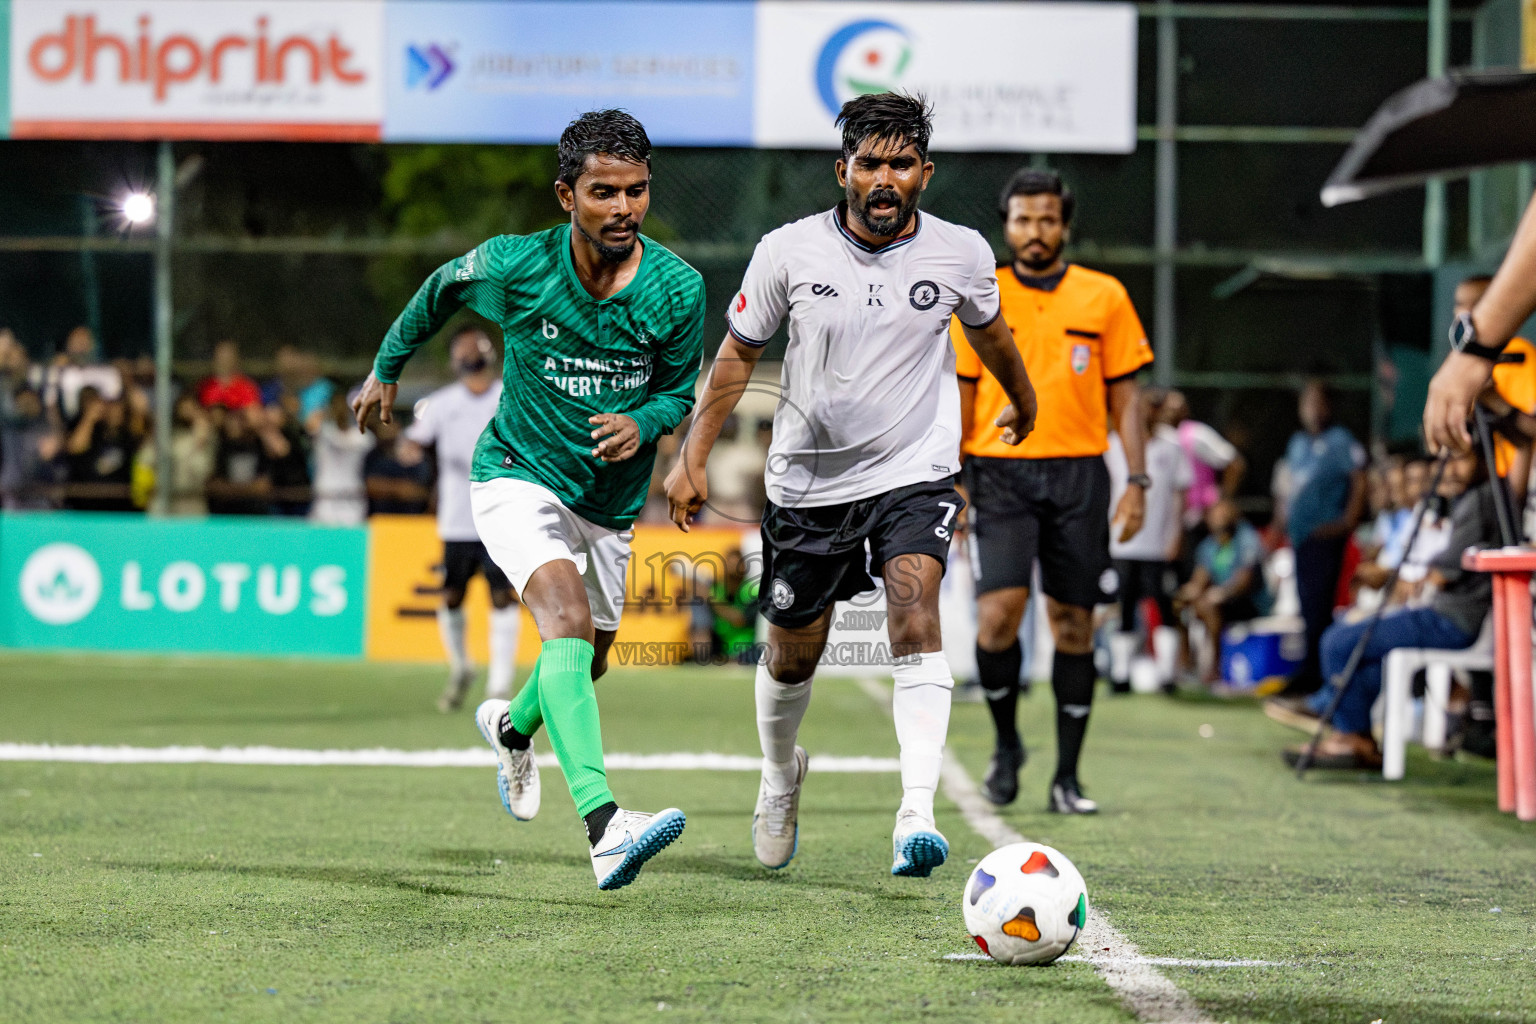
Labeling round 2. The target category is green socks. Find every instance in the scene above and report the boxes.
[507,659,543,738]
[533,638,615,817]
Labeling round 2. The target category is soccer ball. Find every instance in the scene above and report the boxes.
[962,842,1088,965]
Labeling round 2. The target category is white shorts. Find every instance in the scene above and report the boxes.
[469,478,633,632]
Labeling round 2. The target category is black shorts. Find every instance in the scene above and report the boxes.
[1114,559,1176,630]
[759,480,965,628]
[442,540,514,595]
[963,455,1113,608]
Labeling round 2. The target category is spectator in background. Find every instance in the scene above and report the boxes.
[165,394,216,516]
[1105,389,1192,691]
[197,340,261,411]
[1160,389,1245,531]
[1276,379,1367,696]
[1,386,63,509]
[63,387,141,512]
[308,385,373,526]
[1175,499,1266,684]
[207,405,276,515]
[264,402,312,516]
[262,343,335,423]
[1283,450,1498,770]
[37,325,122,426]
[365,421,432,516]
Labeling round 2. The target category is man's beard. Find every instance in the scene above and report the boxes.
[1016,238,1065,273]
[578,219,637,264]
[850,185,919,239]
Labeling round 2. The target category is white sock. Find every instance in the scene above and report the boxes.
[756,662,812,793]
[487,604,522,699]
[1109,632,1138,684]
[437,606,469,674]
[1153,626,1180,683]
[892,652,954,821]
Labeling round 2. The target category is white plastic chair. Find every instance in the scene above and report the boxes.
[1380,616,1494,780]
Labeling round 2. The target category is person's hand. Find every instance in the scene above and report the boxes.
[1425,351,1496,454]
[1112,484,1145,543]
[589,413,640,462]
[995,386,1038,445]
[663,457,707,533]
[351,372,396,434]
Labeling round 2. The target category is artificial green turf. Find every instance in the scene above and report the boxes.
[1,651,1533,1023]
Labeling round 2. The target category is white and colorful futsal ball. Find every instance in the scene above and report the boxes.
[962,842,1088,965]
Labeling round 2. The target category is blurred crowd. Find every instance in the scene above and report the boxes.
[0,325,783,530]
[0,327,431,523]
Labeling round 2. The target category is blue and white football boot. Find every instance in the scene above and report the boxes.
[891,809,949,877]
[474,699,540,821]
[590,807,687,891]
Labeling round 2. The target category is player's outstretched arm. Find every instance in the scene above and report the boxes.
[663,333,765,531]
[354,240,509,433]
[1426,192,1536,453]
[962,317,1036,445]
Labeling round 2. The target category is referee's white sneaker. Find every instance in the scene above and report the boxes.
[473,699,540,821]
[753,746,808,869]
[891,810,949,877]
[591,807,687,891]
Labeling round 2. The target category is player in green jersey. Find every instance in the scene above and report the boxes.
[352,110,704,891]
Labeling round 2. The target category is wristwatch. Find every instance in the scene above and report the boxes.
[1126,473,1152,488]
[1449,310,1507,362]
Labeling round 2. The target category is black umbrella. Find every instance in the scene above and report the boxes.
[1321,68,1536,207]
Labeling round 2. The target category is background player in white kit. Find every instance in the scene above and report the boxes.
[665,93,1037,878]
[404,326,522,712]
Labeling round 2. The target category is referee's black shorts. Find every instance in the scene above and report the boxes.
[963,455,1114,608]
[442,540,514,595]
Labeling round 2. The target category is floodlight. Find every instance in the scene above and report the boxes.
[121,192,155,225]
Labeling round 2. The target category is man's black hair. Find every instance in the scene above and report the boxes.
[557,109,651,187]
[998,168,1076,226]
[835,92,934,162]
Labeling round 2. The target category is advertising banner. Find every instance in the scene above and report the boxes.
[0,512,368,656]
[365,516,753,667]
[382,1,754,145]
[8,0,385,140]
[753,1,1138,153]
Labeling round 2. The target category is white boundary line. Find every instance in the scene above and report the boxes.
[0,743,899,773]
[854,677,1217,1024]
[945,953,1284,968]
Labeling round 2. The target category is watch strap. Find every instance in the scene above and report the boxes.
[1126,473,1152,488]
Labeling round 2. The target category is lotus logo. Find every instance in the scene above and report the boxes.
[405,43,454,90]
[19,542,102,625]
[815,20,913,116]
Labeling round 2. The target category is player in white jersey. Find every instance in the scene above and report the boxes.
[405,326,522,711]
[665,93,1037,878]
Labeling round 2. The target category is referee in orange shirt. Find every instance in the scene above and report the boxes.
[951,169,1153,813]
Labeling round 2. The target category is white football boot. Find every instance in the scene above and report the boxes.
[753,746,808,869]
[474,699,540,821]
[590,807,687,890]
[891,809,949,877]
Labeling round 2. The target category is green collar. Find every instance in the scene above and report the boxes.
[560,224,652,304]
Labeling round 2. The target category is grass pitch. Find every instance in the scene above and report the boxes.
[2,652,1534,1023]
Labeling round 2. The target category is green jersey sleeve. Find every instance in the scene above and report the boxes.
[625,278,705,445]
[372,237,513,384]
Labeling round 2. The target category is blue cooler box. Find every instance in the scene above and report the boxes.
[1221,617,1305,689]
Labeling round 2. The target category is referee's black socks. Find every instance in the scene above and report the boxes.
[976,641,1024,751]
[1052,650,1096,783]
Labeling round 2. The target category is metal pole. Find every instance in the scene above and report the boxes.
[1153,0,1178,387]
[151,140,174,517]
[1421,0,1449,268]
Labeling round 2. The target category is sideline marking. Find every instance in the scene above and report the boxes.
[855,677,1217,1024]
[0,743,898,773]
